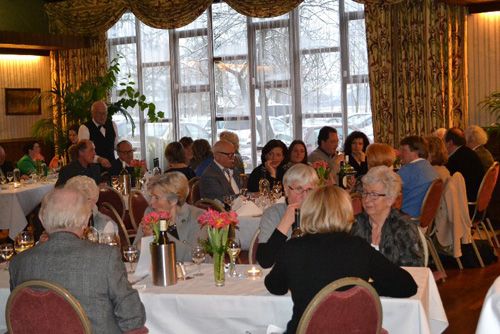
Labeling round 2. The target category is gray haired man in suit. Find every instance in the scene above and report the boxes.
[9,188,147,334]
[200,140,242,202]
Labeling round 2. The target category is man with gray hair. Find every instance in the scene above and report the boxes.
[55,139,102,187]
[465,125,494,171]
[9,188,147,334]
[200,140,242,201]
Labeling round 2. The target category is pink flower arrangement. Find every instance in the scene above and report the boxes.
[311,160,330,186]
[141,211,171,243]
[130,159,147,168]
[198,208,239,255]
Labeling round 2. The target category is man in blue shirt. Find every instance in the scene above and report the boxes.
[397,136,437,219]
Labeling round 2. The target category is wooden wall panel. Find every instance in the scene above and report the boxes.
[0,55,51,140]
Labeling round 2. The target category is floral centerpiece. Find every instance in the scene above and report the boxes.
[130,159,146,184]
[198,208,239,287]
[311,160,330,186]
[141,211,171,244]
[33,154,47,177]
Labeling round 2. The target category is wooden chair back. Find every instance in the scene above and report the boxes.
[187,177,201,205]
[97,185,126,221]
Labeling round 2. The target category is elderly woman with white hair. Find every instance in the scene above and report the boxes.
[465,125,494,171]
[265,185,418,334]
[256,163,319,268]
[351,166,424,267]
[64,176,118,237]
[135,172,207,262]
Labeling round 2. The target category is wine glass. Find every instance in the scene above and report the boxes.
[227,237,241,278]
[192,246,206,277]
[272,181,282,201]
[83,226,99,243]
[14,231,35,254]
[101,233,120,248]
[0,243,14,271]
[222,195,236,211]
[111,176,120,190]
[0,175,6,185]
[240,188,249,204]
[122,245,138,273]
[6,172,13,183]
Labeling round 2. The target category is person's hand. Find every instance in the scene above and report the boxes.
[265,160,277,178]
[346,175,356,193]
[277,202,301,236]
[351,151,366,163]
[98,157,111,168]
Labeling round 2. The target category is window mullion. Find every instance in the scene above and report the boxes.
[169,29,179,140]
[339,0,350,139]
[135,19,147,160]
[247,16,258,168]
[207,6,217,145]
[290,7,302,141]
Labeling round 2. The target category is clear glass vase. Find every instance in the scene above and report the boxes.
[213,250,225,287]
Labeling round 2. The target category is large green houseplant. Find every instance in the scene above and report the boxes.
[479,90,500,158]
[30,56,164,155]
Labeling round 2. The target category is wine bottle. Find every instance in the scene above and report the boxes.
[153,158,162,175]
[338,159,346,189]
[158,219,169,245]
[291,208,303,238]
[119,163,131,195]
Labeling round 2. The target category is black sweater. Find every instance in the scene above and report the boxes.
[265,232,418,334]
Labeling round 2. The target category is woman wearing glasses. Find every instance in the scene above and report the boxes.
[256,164,318,268]
[351,166,424,267]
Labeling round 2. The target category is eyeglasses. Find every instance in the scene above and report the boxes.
[288,186,313,195]
[118,150,135,154]
[218,151,235,158]
[360,191,387,200]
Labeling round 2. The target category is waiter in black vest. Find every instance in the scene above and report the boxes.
[78,101,118,169]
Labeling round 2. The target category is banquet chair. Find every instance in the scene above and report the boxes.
[350,193,363,216]
[99,202,132,247]
[97,185,126,221]
[411,178,447,282]
[194,198,226,212]
[240,174,249,189]
[248,228,260,265]
[297,277,387,334]
[129,189,149,231]
[6,279,92,334]
[187,177,201,205]
[469,162,500,249]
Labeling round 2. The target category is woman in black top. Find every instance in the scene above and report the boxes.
[247,139,288,192]
[164,142,196,181]
[344,131,370,177]
[265,185,418,334]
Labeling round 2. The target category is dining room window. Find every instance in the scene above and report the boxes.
[107,0,371,173]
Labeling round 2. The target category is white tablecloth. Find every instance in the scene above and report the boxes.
[0,181,54,239]
[0,264,447,334]
[137,265,447,334]
[476,276,500,334]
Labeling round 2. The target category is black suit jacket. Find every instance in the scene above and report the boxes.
[56,160,102,187]
[200,162,241,201]
[446,146,485,202]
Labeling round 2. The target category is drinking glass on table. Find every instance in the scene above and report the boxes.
[240,188,249,205]
[6,172,13,183]
[14,231,35,254]
[192,246,206,277]
[222,195,236,211]
[272,181,282,201]
[0,243,14,271]
[122,245,138,273]
[0,175,6,185]
[111,176,120,190]
[101,233,120,248]
[227,237,241,278]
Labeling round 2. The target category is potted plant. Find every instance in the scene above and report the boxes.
[30,56,164,157]
[479,90,500,159]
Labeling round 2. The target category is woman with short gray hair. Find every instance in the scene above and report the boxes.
[351,166,424,267]
[256,163,319,268]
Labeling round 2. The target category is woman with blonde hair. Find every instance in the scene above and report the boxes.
[265,185,417,334]
[135,172,207,262]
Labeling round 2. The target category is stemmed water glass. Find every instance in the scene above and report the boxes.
[192,246,206,277]
[272,181,282,201]
[14,231,35,254]
[0,175,6,185]
[222,195,236,211]
[101,233,120,248]
[0,243,14,271]
[111,176,120,190]
[227,237,241,278]
[122,245,138,273]
[6,172,13,183]
[240,188,249,205]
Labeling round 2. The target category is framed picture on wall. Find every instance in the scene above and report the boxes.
[5,88,41,115]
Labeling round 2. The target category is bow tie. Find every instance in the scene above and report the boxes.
[97,125,103,131]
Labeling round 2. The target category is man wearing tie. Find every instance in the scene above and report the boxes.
[78,101,118,169]
[200,140,241,202]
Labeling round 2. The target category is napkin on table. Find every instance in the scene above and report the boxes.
[134,235,154,277]
[236,201,263,217]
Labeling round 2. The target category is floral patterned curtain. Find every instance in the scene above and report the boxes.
[225,0,304,17]
[358,0,466,146]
